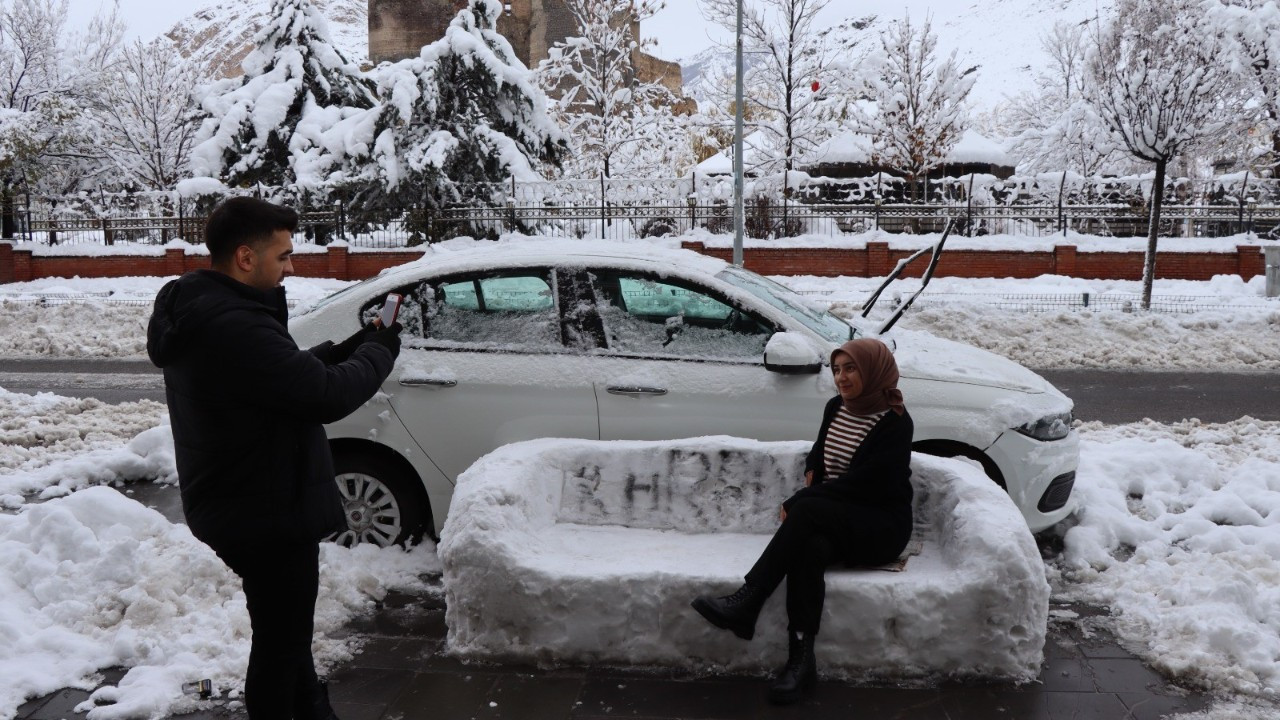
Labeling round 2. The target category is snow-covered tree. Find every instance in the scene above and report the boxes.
[856,14,975,200]
[96,38,207,191]
[536,0,687,178]
[337,0,566,238]
[0,0,122,233]
[1007,21,1120,178]
[1083,0,1237,310]
[701,0,857,175]
[188,0,377,190]
[1206,0,1280,175]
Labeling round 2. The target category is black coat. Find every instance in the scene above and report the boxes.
[784,396,915,516]
[147,270,394,549]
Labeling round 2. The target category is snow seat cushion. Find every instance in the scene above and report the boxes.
[439,437,1049,681]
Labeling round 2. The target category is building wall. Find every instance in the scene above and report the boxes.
[369,0,686,100]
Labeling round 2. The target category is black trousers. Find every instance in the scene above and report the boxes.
[745,496,907,635]
[217,540,324,720]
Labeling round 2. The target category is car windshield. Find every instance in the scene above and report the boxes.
[717,267,856,343]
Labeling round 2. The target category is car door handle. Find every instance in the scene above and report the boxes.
[606,385,668,396]
[399,378,458,388]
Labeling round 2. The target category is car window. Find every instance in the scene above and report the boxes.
[592,271,772,361]
[717,266,856,343]
[425,272,560,349]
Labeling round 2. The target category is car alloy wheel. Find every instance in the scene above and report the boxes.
[331,470,404,548]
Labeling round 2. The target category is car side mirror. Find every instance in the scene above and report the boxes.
[763,332,822,374]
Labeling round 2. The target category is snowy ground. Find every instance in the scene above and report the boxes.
[0,391,441,720]
[0,383,1276,718]
[1,270,1276,370]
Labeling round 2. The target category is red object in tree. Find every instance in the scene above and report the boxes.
[811,81,820,93]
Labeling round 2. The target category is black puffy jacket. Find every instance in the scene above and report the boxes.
[147,270,394,549]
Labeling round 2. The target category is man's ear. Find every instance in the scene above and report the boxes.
[233,245,256,273]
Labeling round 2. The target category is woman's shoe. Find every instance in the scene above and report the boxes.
[768,631,817,705]
[691,583,766,640]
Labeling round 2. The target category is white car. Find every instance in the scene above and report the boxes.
[290,240,1078,546]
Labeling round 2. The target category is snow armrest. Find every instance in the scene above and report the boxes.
[440,437,1049,681]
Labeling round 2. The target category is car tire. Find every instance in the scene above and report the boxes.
[329,452,429,548]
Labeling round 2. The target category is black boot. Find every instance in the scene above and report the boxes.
[691,584,767,640]
[768,631,817,705]
[299,680,341,720]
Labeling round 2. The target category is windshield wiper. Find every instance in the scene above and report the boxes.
[864,218,954,334]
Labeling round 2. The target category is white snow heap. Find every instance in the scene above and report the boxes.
[0,484,436,720]
[188,0,376,189]
[440,437,1049,680]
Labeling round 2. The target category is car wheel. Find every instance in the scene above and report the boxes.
[329,452,428,548]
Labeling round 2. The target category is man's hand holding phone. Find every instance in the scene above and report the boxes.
[376,293,403,328]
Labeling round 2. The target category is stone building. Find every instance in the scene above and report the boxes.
[368,0,685,98]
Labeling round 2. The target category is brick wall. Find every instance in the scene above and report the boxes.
[679,242,1268,282]
[0,242,1265,284]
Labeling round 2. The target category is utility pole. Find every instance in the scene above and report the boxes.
[733,0,745,266]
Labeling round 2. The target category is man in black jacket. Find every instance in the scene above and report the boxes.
[147,197,401,720]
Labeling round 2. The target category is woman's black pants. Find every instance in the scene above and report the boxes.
[217,540,324,720]
[745,496,906,635]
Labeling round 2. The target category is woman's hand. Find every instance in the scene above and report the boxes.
[804,470,813,487]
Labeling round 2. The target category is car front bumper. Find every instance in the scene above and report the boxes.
[985,428,1081,533]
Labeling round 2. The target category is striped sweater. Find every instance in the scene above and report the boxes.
[823,407,888,478]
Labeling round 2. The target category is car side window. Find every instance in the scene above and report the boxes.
[424,271,561,350]
[592,271,773,360]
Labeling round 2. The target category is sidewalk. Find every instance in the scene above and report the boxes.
[16,584,1212,720]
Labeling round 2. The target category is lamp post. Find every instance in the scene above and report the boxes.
[1248,197,1258,240]
[732,0,745,266]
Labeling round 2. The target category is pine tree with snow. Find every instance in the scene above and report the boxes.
[339,0,566,239]
[1082,0,1238,310]
[855,14,975,201]
[188,0,377,191]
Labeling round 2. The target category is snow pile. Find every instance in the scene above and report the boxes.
[1055,418,1280,699]
[0,276,352,359]
[0,485,436,720]
[0,389,169,507]
[441,437,1048,681]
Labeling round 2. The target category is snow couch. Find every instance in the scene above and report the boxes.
[439,437,1049,681]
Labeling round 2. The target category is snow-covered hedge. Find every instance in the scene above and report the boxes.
[440,437,1049,681]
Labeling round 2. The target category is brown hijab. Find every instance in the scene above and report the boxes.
[830,338,906,416]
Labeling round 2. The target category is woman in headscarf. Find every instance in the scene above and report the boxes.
[691,337,915,705]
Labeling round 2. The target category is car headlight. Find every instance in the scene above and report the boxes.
[1016,412,1073,441]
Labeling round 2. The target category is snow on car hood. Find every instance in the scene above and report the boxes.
[888,328,1057,395]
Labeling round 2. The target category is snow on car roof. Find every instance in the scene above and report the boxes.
[377,236,732,283]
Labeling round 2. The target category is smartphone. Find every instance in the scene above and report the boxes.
[379,293,403,328]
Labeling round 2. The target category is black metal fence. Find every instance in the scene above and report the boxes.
[4,198,1278,248]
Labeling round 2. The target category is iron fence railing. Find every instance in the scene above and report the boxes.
[4,200,1279,248]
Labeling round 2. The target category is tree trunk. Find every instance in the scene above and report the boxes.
[1141,159,1167,311]
[0,183,15,240]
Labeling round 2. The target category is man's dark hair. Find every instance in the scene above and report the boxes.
[205,197,299,265]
